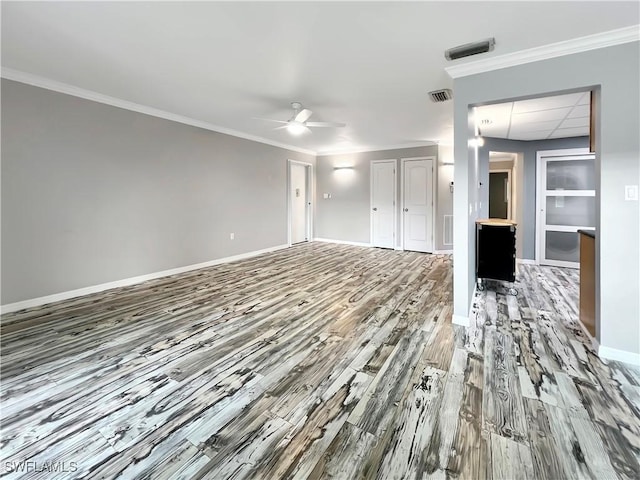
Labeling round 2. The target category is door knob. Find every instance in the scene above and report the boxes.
[404,208,409,212]
[372,207,378,211]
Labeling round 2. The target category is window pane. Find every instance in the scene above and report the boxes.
[546,196,596,227]
[545,231,579,263]
[546,159,595,190]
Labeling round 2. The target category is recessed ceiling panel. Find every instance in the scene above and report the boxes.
[509,131,554,141]
[549,126,590,138]
[512,108,573,123]
[559,116,590,129]
[511,93,583,113]
[509,120,562,133]
[567,105,591,118]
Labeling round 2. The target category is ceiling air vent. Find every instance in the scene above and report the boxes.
[429,89,453,103]
[445,38,495,61]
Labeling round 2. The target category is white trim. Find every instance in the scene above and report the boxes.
[0,244,289,315]
[453,283,476,327]
[400,156,436,253]
[516,258,537,265]
[370,159,398,249]
[287,160,314,247]
[445,25,640,79]
[313,238,372,248]
[545,225,594,233]
[452,314,471,327]
[535,148,593,266]
[434,249,453,255]
[1,68,316,156]
[544,190,596,197]
[317,141,437,156]
[598,344,640,366]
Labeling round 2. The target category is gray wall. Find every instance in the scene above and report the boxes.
[437,145,455,251]
[1,79,315,304]
[479,136,589,260]
[453,41,640,357]
[315,145,451,250]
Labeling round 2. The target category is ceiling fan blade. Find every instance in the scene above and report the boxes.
[306,121,346,128]
[274,125,289,130]
[294,109,313,123]
[253,117,288,124]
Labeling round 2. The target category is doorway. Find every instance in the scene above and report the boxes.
[288,160,312,245]
[488,151,522,258]
[370,159,396,249]
[489,171,511,219]
[536,148,595,268]
[401,157,434,253]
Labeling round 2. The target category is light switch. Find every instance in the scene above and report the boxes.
[625,185,638,201]
[323,193,331,199]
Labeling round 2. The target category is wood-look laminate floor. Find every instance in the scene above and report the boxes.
[1,242,639,479]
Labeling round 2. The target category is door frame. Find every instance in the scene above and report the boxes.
[400,156,435,252]
[535,147,593,267]
[489,168,512,220]
[370,159,397,248]
[287,159,314,247]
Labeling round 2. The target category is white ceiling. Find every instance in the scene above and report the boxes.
[475,92,591,141]
[2,2,638,154]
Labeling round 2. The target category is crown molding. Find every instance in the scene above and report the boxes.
[0,67,317,156]
[317,141,438,157]
[445,25,640,79]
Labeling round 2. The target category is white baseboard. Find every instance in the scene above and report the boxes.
[516,258,536,265]
[1,244,289,315]
[434,249,453,254]
[453,283,477,327]
[313,238,372,248]
[452,313,471,327]
[598,344,640,366]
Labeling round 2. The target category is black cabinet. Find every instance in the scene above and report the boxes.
[476,220,516,285]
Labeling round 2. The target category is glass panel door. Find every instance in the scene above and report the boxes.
[537,150,595,268]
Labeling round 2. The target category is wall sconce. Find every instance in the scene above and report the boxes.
[333,166,354,171]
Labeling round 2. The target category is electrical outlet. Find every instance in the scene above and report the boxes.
[625,185,639,201]
[230,233,234,240]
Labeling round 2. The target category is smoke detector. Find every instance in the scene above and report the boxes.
[445,38,495,61]
[429,89,453,103]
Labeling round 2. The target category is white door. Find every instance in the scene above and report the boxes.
[402,158,434,253]
[536,149,595,268]
[371,160,396,249]
[290,163,308,244]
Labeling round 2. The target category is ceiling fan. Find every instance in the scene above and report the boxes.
[258,102,346,135]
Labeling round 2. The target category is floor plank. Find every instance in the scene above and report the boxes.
[1,244,638,479]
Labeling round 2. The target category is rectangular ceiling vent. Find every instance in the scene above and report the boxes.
[429,89,453,103]
[445,38,495,61]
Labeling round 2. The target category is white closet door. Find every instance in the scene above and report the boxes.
[371,160,396,249]
[402,158,434,253]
